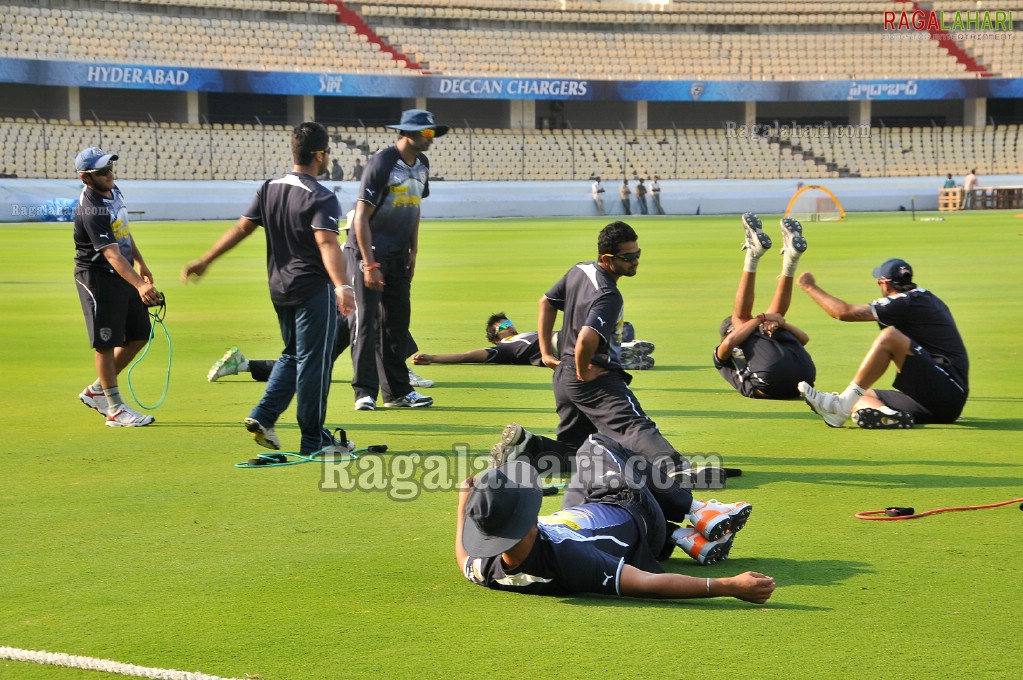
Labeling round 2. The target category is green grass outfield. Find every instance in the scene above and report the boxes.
[2,210,1021,679]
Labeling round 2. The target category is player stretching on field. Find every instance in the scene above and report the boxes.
[714,213,816,399]
[457,436,771,598]
[797,258,969,429]
[411,313,655,370]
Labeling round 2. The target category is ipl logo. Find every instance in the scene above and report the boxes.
[319,74,344,93]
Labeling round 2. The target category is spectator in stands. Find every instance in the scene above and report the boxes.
[650,176,665,215]
[962,169,978,209]
[352,158,364,181]
[344,109,447,410]
[619,180,632,215]
[330,158,344,181]
[797,258,969,430]
[410,312,655,370]
[74,146,161,428]
[715,213,815,399]
[182,122,355,455]
[635,178,648,215]
[942,173,956,189]
[591,176,606,215]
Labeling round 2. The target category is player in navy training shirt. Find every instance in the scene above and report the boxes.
[182,122,354,454]
[456,437,775,602]
[534,221,687,478]
[344,109,447,411]
[73,146,162,427]
[797,258,969,429]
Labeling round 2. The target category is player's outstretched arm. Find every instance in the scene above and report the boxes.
[181,217,257,282]
[619,566,775,604]
[797,272,873,322]
[412,349,490,365]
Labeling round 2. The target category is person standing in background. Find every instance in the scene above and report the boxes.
[634,179,648,215]
[591,176,606,216]
[619,179,631,215]
[650,176,665,215]
[962,169,978,209]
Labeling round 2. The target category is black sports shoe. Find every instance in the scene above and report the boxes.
[488,422,533,468]
[852,408,915,429]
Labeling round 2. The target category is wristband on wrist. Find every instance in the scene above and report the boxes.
[364,262,381,271]
[756,313,766,324]
[340,284,354,291]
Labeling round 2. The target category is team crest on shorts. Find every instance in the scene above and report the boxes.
[100,327,112,342]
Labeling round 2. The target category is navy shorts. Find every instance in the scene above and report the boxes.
[877,343,967,424]
[75,269,151,349]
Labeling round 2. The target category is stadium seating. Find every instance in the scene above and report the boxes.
[0,1,986,79]
[0,1,1018,182]
[5,116,1017,182]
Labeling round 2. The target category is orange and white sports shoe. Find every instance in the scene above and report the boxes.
[673,527,734,566]
[688,499,753,541]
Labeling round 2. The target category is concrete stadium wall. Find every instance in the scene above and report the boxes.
[3,175,1021,223]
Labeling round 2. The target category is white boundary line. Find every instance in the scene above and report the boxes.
[0,646,249,680]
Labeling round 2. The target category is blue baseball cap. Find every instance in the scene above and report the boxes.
[75,147,118,173]
[386,109,449,137]
[872,258,914,284]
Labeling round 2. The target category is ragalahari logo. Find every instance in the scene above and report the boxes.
[883,9,1013,33]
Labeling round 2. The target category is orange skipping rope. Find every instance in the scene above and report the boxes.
[856,497,1023,521]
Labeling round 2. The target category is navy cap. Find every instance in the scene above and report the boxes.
[719,315,735,338]
[386,109,449,137]
[75,147,118,172]
[872,258,914,284]
[460,461,542,558]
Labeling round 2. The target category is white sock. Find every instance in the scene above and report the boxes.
[687,499,704,516]
[238,359,250,372]
[839,383,866,413]
[103,386,124,414]
[781,252,800,278]
[744,251,760,273]
[90,378,103,392]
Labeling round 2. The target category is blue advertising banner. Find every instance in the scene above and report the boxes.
[1,57,1019,102]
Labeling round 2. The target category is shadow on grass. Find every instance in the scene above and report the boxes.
[716,469,1022,491]
[951,417,1023,431]
[559,557,871,611]
[560,596,830,611]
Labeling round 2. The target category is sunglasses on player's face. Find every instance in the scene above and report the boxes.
[88,165,114,177]
[418,128,436,139]
[606,249,642,263]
